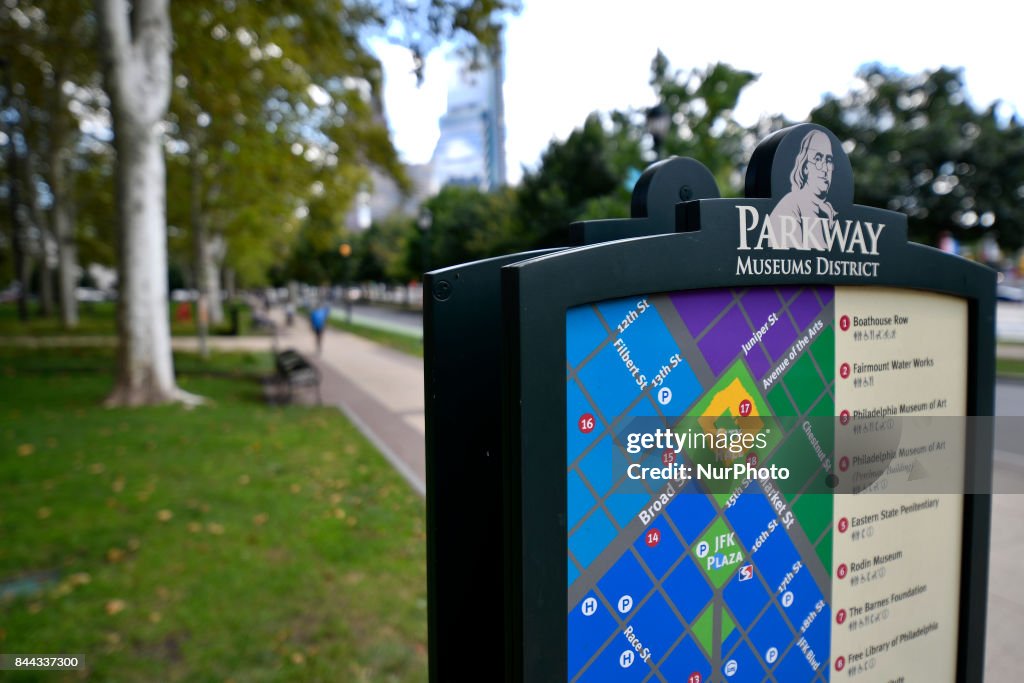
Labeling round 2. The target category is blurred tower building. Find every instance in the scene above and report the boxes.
[429,44,507,192]
[346,43,507,230]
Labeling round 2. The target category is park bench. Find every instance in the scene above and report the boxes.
[269,348,321,405]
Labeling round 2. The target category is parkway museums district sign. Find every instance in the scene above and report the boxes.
[424,123,995,683]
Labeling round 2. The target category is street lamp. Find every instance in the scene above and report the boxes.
[338,242,353,324]
[645,103,671,161]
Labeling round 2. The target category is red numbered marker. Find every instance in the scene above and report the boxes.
[838,517,849,533]
[839,409,851,425]
[839,456,850,472]
[579,413,596,433]
[688,674,702,683]
[746,453,759,467]
[839,363,851,379]
[645,529,661,547]
[738,399,752,416]
[662,449,676,466]
[835,656,846,672]
[837,563,848,580]
[839,315,850,331]
[836,609,847,625]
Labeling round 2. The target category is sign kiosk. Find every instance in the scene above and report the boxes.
[426,123,995,683]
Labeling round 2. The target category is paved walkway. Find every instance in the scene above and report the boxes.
[268,315,427,495]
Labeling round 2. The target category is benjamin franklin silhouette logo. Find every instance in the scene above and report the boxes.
[768,130,836,238]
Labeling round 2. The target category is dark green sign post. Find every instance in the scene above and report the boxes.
[426,123,995,683]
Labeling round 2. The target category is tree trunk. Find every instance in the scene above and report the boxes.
[224,267,236,300]
[48,73,79,329]
[189,144,225,330]
[190,142,209,356]
[106,112,179,404]
[206,234,225,325]
[1,63,29,322]
[24,151,55,317]
[39,235,55,317]
[97,0,196,406]
[51,145,79,329]
[14,217,32,318]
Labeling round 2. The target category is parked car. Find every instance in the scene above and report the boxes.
[75,287,106,302]
[997,284,1024,302]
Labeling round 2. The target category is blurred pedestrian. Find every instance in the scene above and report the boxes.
[309,303,329,355]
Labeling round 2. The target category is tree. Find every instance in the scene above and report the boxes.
[355,215,418,284]
[165,2,406,333]
[511,54,759,250]
[95,0,188,405]
[418,184,519,269]
[515,112,641,248]
[648,52,758,195]
[810,65,1024,251]
[1,0,98,328]
[89,0,517,406]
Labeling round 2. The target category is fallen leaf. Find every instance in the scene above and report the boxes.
[89,463,105,474]
[111,477,125,493]
[333,508,346,520]
[290,652,305,665]
[37,507,52,520]
[290,483,301,494]
[148,611,162,624]
[206,522,225,535]
[106,548,125,564]
[105,599,126,615]
[17,443,34,457]
[187,522,202,534]
[238,474,250,486]
[252,513,269,526]
[156,509,173,522]
[28,602,42,614]
[69,573,91,586]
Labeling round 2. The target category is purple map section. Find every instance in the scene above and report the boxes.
[670,287,831,378]
[671,289,732,336]
[790,288,826,329]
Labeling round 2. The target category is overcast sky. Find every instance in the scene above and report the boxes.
[370,0,1019,185]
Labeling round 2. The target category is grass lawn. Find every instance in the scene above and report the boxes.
[996,357,1024,378]
[326,320,423,359]
[0,347,427,682]
[0,302,261,338]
